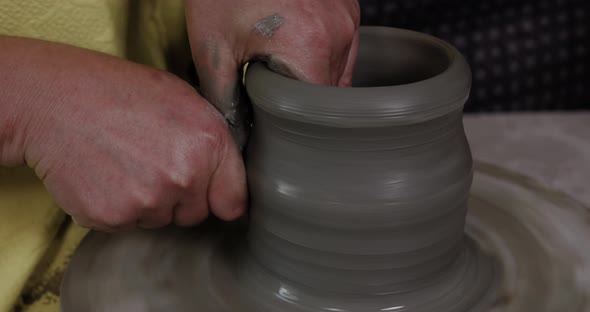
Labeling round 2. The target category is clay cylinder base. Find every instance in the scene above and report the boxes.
[61,164,590,311]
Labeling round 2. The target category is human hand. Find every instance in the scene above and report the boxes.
[4,37,247,232]
[185,0,360,147]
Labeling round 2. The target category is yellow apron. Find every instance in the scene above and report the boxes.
[0,1,190,311]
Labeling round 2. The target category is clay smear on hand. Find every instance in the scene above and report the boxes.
[254,14,285,38]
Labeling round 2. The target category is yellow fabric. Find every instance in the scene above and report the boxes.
[126,0,192,77]
[0,1,189,311]
[0,167,75,312]
[0,0,129,58]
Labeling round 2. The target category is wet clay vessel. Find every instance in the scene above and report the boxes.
[242,26,496,309]
[61,27,590,311]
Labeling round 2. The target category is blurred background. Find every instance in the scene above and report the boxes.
[358,0,589,112]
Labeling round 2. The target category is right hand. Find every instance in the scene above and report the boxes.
[3,37,247,232]
[185,0,360,148]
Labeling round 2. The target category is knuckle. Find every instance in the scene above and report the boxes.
[333,18,356,43]
[176,207,209,227]
[167,169,193,189]
[343,19,357,38]
[161,153,194,190]
[303,21,331,43]
[296,22,352,57]
[167,143,206,190]
[135,189,161,210]
[100,210,135,231]
[127,185,163,215]
[195,121,230,168]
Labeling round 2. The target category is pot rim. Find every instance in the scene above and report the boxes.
[245,26,472,127]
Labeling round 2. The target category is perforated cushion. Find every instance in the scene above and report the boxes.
[359,0,590,112]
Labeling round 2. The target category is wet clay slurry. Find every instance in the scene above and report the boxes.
[62,27,590,311]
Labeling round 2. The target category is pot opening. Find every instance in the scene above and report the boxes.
[352,35,452,87]
[245,27,469,127]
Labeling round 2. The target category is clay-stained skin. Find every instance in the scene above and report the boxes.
[205,14,284,150]
[195,39,250,150]
[253,14,285,38]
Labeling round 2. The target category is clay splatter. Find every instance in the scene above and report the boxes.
[254,14,284,38]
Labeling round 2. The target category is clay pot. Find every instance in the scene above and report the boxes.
[244,27,474,294]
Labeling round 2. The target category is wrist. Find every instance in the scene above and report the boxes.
[0,36,62,168]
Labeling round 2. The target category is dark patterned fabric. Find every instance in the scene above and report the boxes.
[359,0,589,112]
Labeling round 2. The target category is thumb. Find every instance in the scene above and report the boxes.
[207,137,248,221]
[193,46,250,150]
[247,34,352,87]
[250,52,335,86]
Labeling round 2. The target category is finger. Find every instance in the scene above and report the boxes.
[71,210,133,233]
[137,206,174,229]
[71,214,93,229]
[257,50,335,86]
[196,59,239,121]
[92,221,135,233]
[193,44,250,149]
[207,141,247,221]
[97,216,136,233]
[247,24,349,86]
[338,30,360,87]
[173,191,210,227]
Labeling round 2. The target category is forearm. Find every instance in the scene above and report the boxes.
[0,36,78,167]
[0,36,38,166]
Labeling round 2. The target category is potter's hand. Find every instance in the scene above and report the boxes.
[185,0,360,147]
[0,37,247,232]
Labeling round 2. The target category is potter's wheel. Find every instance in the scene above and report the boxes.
[60,162,590,311]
